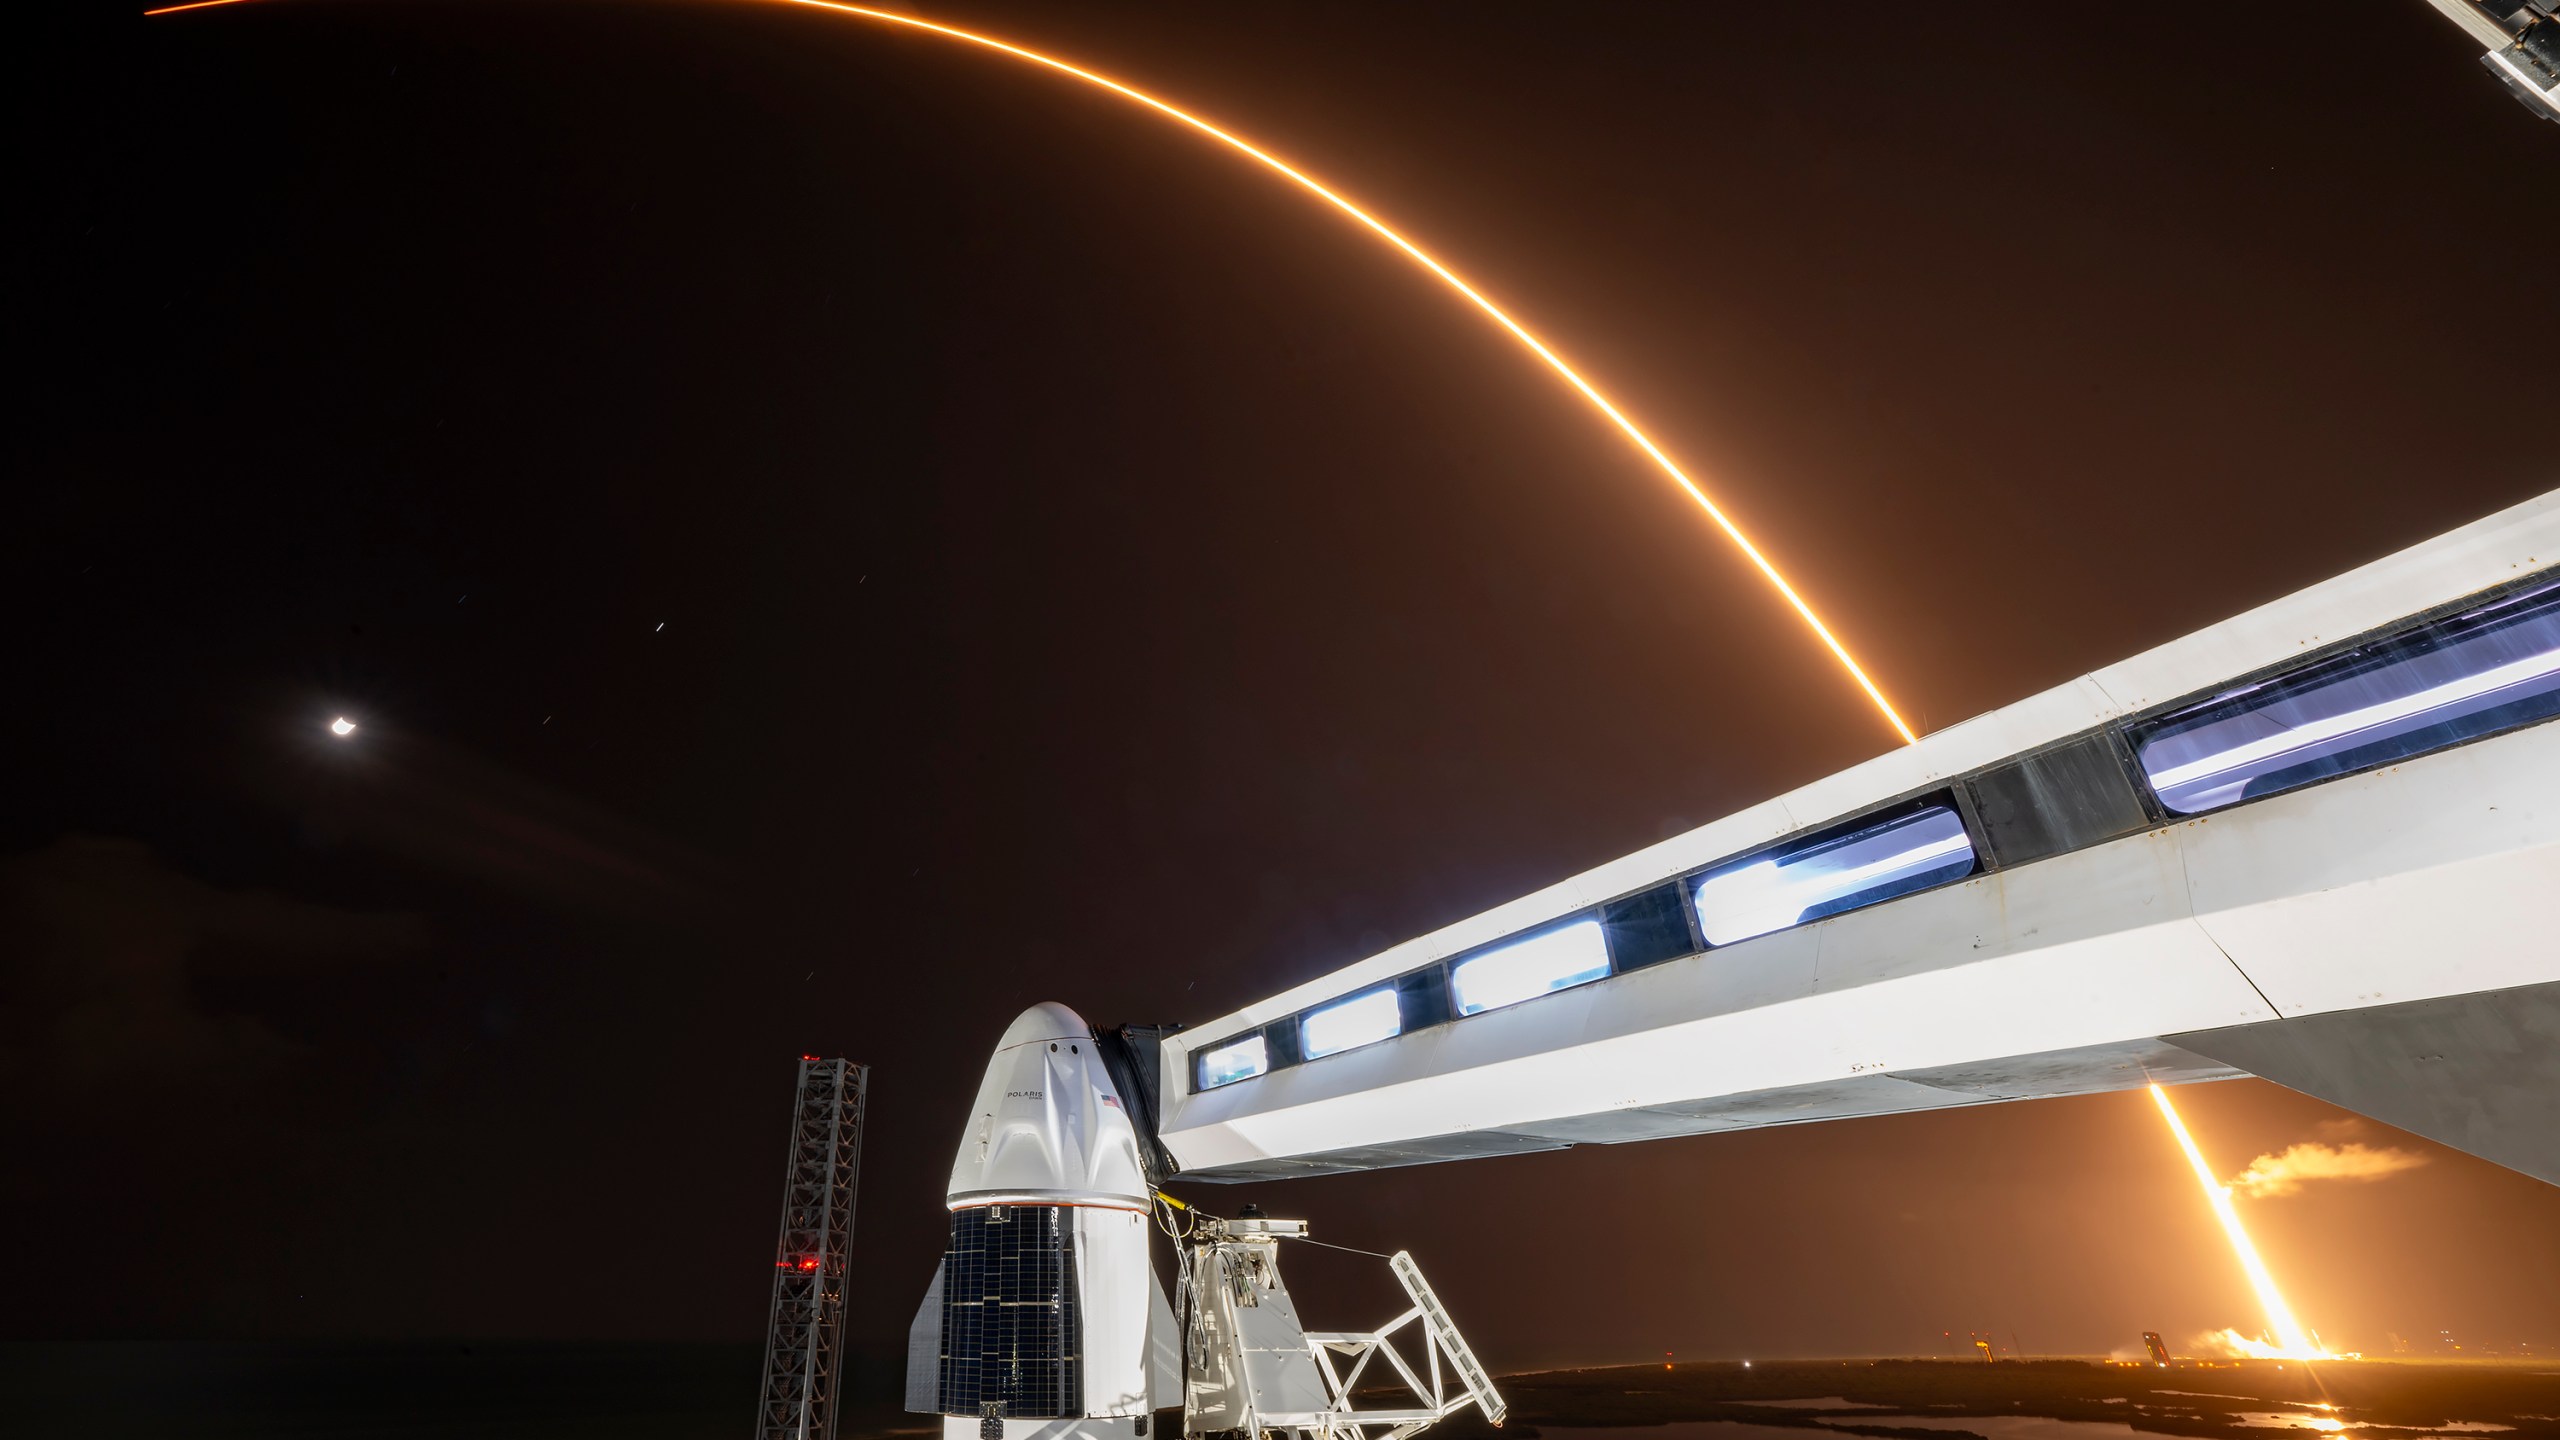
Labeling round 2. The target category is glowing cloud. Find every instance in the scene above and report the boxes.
[2228,1140,2430,1199]
[145,0,1918,744]
[2193,1328,2357,1366]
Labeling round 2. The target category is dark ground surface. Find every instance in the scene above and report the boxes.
[6,1347,2552,1440]
[0,1342,774,1439]
[1442,1359,2560,1440]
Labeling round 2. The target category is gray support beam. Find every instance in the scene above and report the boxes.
[2169,982,2560,1186]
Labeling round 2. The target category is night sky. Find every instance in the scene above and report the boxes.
[12,0,2559,1369]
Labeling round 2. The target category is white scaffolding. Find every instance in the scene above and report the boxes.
[1296,1251,1507,1440]
[1176,1209,1501,1440]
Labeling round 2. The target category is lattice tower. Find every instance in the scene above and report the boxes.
[755,1056,869,1440]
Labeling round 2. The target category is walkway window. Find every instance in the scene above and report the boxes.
[1194,1034,1268,1090]
[1448,919,1610,1017]
[1299,987,1402,1059]
[2134,582,2560,815]
[1692,803,1976,946]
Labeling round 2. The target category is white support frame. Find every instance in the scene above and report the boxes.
[1277,1251,1505,1440]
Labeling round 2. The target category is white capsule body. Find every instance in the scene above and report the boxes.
[923,1003,1171,1440]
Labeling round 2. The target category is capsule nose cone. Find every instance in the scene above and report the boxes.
[950,1000,1149,1208]
[996,1001,1095,1052]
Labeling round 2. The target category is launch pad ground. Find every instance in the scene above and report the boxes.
[835,1359,2557,1440]
[1409,1359,2558,1440]
[11,1345,2549,1438]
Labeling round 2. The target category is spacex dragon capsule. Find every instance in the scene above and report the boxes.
[908,1003,1180,1440]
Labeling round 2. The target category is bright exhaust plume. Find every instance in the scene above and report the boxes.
[2195,1328,2343,1364]
[2148,1084,2337,1361]
[145,0,1918,745]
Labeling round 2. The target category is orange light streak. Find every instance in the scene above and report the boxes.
[2149,1084,2327,1359]
[145,0,1917,744]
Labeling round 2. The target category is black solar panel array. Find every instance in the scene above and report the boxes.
[937,1205,1083,1419]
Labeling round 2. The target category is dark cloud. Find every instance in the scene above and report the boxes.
[0,835,427,1090]
[253,725,725,918]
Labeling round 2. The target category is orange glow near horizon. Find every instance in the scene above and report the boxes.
[2149,1084,2333,1360]
[144,0,1919,744]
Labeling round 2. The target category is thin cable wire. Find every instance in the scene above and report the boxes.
[1297,1235,1396,1260]
[145,0,1919,743]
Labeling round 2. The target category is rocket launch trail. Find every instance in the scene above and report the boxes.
[144,0,1920,744]
[2149,1084,2327,1360]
